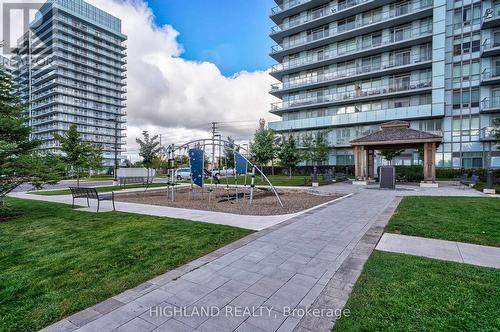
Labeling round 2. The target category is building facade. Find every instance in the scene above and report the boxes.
[268,0,499,169]
[13,0,127,167]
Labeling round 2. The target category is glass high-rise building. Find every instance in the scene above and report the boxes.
[12,0,127,167]
[269,0,499,169]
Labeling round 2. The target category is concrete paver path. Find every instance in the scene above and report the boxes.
[41,188,400,332]
[377,233,500,269]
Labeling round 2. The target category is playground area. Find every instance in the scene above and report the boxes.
[114,187,341,216]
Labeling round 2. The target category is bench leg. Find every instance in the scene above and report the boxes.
[87,197,90,207]
[72,197,75,208]
[97,200,100,213]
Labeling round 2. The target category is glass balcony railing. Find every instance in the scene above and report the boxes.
[481,69,500,81]
[271,0,370,16]
[271,54,431,92]
[271,0,432,35]
[270,78,432,111]
[480,127,497,141]
[484,7,500,20]
[481,38,500,51]
[272,24,432,54]
[53,42,125,69]
[271,26,432,71]
[481,97,500,109]
[32,78,125,99]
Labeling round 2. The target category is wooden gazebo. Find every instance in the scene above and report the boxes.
[350,121,442,183]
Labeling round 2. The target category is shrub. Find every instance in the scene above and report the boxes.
[394,166,424,182]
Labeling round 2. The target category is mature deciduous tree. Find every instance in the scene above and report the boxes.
[0,67,61,203]
[278,134,300,178]
[54,124,103,186]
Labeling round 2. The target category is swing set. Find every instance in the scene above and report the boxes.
[164,138,284,208]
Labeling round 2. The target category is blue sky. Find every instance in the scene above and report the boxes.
[146,0,276,76]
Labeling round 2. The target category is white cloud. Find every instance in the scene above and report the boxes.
[87,0,279,158]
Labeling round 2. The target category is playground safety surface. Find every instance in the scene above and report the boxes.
[114,187,342,216]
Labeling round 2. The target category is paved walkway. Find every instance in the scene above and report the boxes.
[10,189,345,231]
[377,233,500,269]
[41,187,401,332]
[31,182,488,332]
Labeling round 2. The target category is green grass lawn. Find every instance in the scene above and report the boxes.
[30,182,169,196]
[385,196,500,247]
[220,174,337,187]
[334,251,500,332]
[0,198,252,332]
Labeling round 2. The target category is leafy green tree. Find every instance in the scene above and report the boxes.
[136,131,162,182]
[223,136,235,168]
[312,131,330,165]
[0,67,61,202]
[54,124,103,186]
[380,149,404,165]
[278,134,300,178]
[301,131,330,181]
[494,117,500,150]
[251,127,276,169]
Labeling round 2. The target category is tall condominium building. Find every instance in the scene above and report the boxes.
[268,0,499,169]
[13,0,127,167]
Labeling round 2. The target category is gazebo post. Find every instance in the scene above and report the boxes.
[367,148,375,179]
[423,142,437,184]
[354,145,365,180]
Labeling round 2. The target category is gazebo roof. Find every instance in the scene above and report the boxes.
[350,121,442,146]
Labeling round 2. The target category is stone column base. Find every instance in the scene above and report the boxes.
[420,181,438,188]
[353,180,369,185]
[483,188,496,194]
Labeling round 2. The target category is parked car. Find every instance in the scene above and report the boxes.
[211,168,235,179]
[175,168,191,180]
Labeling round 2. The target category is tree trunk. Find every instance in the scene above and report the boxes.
[289,166,292,179]
[77,170,80,188]
[271,159,275,176]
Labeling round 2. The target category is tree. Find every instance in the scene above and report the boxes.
[278,134,300,178]
[301,131,330,181]
[379,149,404,165]
[250,127,275,170]
[301,132,330,165]
[494,117,500,150]
[54,124,103,186]
[136,130,162,182]
[0,67,61,203]
[223,136,235,168]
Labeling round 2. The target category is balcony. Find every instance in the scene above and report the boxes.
[481,97,500,113]
[480,69,500,85]
[270,27,432,74]
[480,127,497,141]
[482,7,500,29]
[270,79,432,113]
[481,39,500,58]
[268,104,434,132]
[270,0,380,23]
[270,0,432,42]
[270,55,432,96]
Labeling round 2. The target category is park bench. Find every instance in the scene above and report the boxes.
[69,187,115,212]
[458,174,478,189]
[118,176,146,189]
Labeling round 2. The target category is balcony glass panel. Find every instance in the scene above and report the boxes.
[271,26,432,72]
[271,78,432,111]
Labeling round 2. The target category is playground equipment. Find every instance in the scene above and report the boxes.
[164,138,284,208]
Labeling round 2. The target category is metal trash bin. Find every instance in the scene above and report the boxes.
[379,166,395,189]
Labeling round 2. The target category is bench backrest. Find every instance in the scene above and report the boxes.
[69,187,99,199]
[119,177,145,185]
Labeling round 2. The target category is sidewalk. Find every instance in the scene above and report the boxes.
[376,233,500,269]
[8,190,351,231]
[40,188,398,332]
